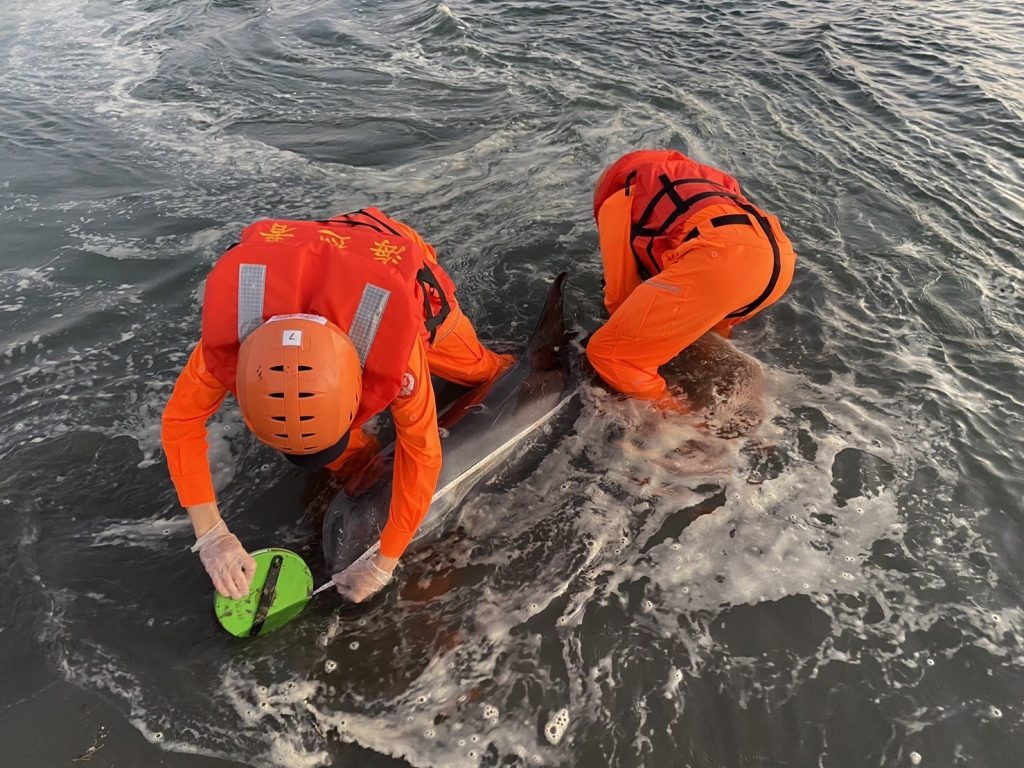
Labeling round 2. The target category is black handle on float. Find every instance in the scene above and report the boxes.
[249,554,284,637]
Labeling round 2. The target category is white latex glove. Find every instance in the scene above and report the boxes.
[191,520,257,600]
[332,557,393,603]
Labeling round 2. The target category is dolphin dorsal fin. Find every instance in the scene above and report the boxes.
[525,272,569,370]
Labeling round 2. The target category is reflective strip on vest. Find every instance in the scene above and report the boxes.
[237,263,266,341]
[350,284,391,366]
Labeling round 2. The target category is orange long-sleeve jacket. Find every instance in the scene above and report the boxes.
[161,335,442,559]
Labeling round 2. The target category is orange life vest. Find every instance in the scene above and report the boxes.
[593,150,782,319]
[200,208,454,428]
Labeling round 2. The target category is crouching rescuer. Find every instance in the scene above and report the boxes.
[586,149,797,406]
[161,209,512,603]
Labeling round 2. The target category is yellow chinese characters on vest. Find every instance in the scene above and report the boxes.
[318,229,351,251]
[260,222,296,243]
[371,239,405,265]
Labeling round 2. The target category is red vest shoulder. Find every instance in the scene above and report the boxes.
[593,149,744,219]
[200,209,443,426]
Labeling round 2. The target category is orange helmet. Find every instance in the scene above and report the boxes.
[236,314,361,468]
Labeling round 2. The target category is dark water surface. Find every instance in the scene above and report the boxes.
[2,1,1023,766]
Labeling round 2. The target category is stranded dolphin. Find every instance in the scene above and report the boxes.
[322,272,574,573]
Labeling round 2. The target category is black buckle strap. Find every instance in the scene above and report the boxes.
[710,213,752,229]
[683,213,753,242]
[415,264,452,344]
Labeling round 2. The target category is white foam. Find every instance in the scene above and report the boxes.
[543,708,570,746]
[93,516,193,549]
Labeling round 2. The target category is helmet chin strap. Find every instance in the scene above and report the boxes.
[280,430,352,469]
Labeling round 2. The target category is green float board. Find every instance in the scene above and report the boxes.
[213,548,313,637]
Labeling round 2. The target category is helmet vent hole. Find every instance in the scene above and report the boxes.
[299,415,314,422]
[269,392,285,399]
[298,365,313,371]
[301,433,315,438]
[274,433,287,438]
[271,416,286,422]
[269,364,285,372]
[298,392,314,398]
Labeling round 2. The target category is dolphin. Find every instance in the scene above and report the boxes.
[322,272,575,573]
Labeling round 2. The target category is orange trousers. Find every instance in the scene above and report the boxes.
[586,189,796,401]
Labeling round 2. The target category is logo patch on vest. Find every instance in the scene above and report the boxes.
[398,371,416,398]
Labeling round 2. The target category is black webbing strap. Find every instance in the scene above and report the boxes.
[626,174,782,316]
[634,177,730,232]
[629,241,655,281]
[710,213,752,229]
[359,209,402,236]
[415,264,452,344]
[726,204,782,319]
[623,170,637,196]
[321,209,402,236]
[319,217,384,233]
[683,213,753,242]
[632,175,743,278]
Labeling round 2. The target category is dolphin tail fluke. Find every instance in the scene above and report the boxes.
[525,272,569,370]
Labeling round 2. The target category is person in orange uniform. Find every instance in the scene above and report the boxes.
[586,149,797,405]
[162,208,512,604]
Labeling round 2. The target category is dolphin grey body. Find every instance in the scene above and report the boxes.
[322,272,574,573]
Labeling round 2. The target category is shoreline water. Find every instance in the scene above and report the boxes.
[2,0,1022,765]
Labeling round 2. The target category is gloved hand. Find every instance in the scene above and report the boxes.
[332,556,393,603]
[191,520,257,600]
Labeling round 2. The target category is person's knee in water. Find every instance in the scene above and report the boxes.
[162,208,513,604]
[585,149,797,410]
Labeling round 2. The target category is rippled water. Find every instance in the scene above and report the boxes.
[2,1,1023,766]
